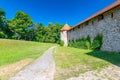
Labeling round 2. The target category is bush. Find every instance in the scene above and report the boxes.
[92,34,103,50]
[68,40,74,47]
[60,40,64,46]
[85,35,91,49]
[75,36,91,49]
[68,35,103,50]
[75,38,86,49]
[86,40,91,50]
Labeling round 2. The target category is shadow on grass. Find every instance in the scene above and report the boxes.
[86,50,120,66]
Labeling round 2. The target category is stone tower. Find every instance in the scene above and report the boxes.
[60,24,71,46]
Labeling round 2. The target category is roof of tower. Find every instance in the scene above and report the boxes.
[60,24,71,31]
[70,0,120,30]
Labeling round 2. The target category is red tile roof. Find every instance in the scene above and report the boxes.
[70,0,120,30]
[61,24,71,31]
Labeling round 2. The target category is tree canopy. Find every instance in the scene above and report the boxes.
[0,8,7,38]
[0,8,63,44]
[7,11,33,39]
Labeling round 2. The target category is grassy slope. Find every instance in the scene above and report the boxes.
[0,39,55,66]
[53,47,120,80]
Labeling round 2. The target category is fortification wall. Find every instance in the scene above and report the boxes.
[67,6,120,52]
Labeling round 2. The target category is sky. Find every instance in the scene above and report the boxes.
[0,0,116,26]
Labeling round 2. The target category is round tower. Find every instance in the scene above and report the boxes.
[60,24,71,46]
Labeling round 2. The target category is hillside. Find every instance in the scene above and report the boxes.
[0,39,55,66]
[0,39,55,80]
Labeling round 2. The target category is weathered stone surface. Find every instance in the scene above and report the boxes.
[61,6,120,52]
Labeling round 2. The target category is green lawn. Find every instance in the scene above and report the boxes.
[0,39,55,66]
[53,47,120,80]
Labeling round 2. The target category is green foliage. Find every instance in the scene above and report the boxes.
[0,8,7,38]
[7,11,33,40]
[34,22,63,43]
[68,35,102,50]
[76,38,86,48]
[86,40,91,50]
[0,31,7,38]
[60,40,64,46]
[85,35,91,49]
[69,35,91,49]
[92,34,103,50]
[0,8,63,43]
[68,40,75,47]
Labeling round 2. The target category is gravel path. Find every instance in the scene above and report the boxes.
[67,65,120,80]
[9,46,56,80]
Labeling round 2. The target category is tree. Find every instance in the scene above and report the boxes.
[33,22,63,43]
[34,23,45,42]
[0,8,7,38]
[0,9,63,44]
[7,11,33,40]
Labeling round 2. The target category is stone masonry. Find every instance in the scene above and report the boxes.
[61,1,120,52]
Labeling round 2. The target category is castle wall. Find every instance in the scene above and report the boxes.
[67,6,120,52]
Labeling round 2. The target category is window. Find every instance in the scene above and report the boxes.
[111,13,114,18]
[73,28,75,31]
[85,21,89,26]
[98,15,104,21]
[78,26,80,29]
[92,21,94,25]
[81,26,83,28]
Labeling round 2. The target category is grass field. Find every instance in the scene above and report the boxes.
[0,39,55,80]
[0,39,55,66]
[0,39,120,80]
[53,47,120,80]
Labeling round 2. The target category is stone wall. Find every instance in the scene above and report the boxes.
[67,6,120,52]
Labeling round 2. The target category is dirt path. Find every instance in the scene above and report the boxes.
[9,46,56,80]
[67,64,120,80]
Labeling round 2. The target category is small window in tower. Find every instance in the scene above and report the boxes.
[98,14,104,21]
[111,13,114,18]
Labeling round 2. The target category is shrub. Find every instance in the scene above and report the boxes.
[86,40,91,50]
[75,36,91,49]
[76,38,86,49]
[60,40,64,46]
[68,35,103,50]
[92,34,103,50]
[68,40,75,47]
[85,35,91,49]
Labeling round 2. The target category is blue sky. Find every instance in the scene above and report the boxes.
[0,0,116,26]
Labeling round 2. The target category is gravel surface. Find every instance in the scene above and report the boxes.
[9,46,56,80]
[67,65,120,80]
